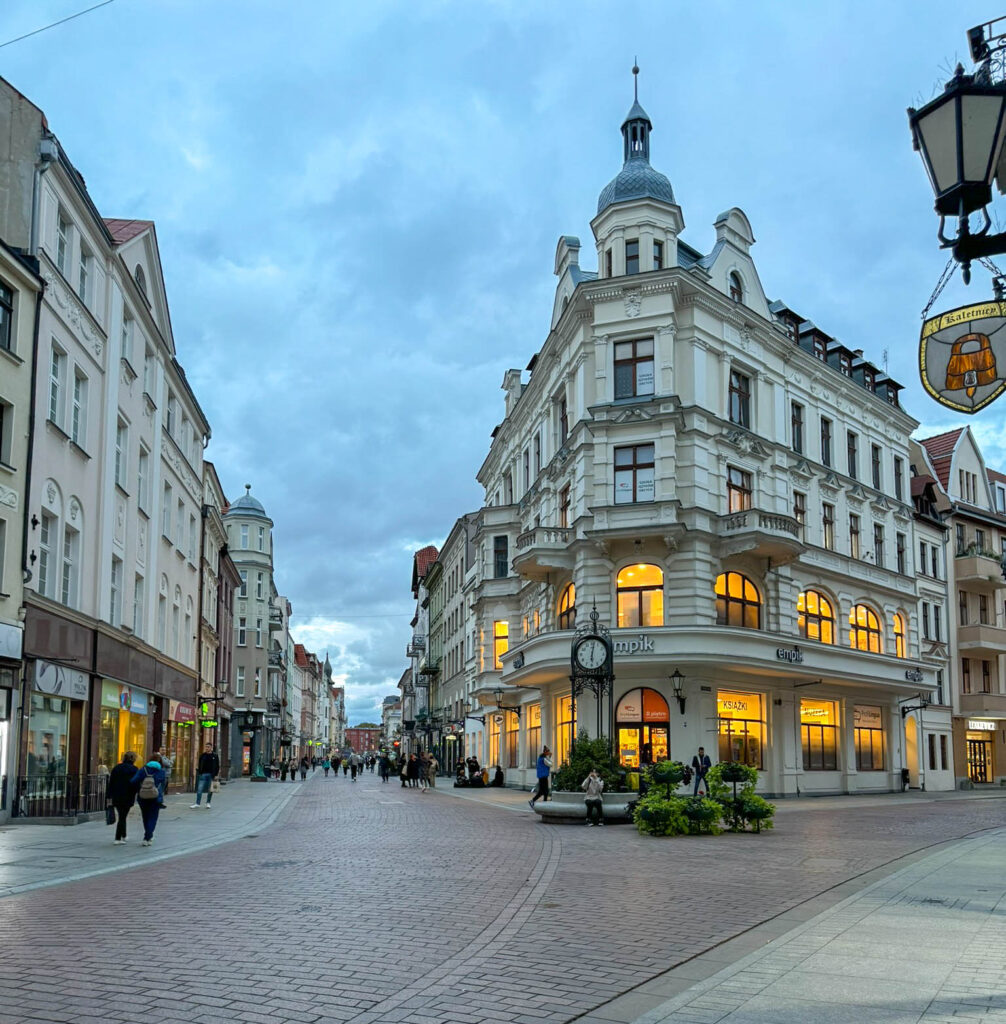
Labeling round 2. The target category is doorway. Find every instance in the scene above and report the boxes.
[967,737,993,783]
[904,716,920,788]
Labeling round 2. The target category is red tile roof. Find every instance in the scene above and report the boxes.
[103,218,153,244]
[414,545,438,576]
[989,469,1006,485]
[919,428,964,490]
[910,474,936,497]
[293,643,308,668]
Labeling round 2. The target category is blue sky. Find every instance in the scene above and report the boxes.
[4,1,1004,723]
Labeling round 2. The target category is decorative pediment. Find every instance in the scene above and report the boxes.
[923,640,948,660]
[893,506,913,523]
[789,458,815,481]
[819,472,841,497]
[721,429,770,461]
[870,495,893,515]
[612,405,653,424]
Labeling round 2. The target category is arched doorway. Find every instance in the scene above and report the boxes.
[904,715,919,789]
[616,687,670,767]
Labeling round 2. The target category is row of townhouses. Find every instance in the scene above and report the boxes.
[398,83,1006,796]
[0,78,345,822]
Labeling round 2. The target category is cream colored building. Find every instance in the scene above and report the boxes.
[466,83,942,797]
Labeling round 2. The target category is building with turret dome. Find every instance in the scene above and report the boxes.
[461,73,953,797]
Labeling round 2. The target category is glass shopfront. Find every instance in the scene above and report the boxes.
[26,693,69,778]
[800,699,838,771]
[616,687,669,767]
[966,720,996,783]
[166,700,197,789]
[526,703,541,766]
[853,704,885,771]
[555,695,576,767]
[97,680,150,768]
[717,690,764,768]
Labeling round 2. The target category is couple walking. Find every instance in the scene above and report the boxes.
[105,752,167,846]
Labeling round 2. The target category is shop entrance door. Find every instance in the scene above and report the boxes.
[967,739,992,783]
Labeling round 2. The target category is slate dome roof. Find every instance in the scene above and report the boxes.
[596,96,675,215]
[226,484,270,519]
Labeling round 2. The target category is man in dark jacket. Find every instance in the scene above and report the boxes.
[106,751,138,843]
[191,744,220,808]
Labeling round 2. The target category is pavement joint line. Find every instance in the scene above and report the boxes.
[0,781,303,900]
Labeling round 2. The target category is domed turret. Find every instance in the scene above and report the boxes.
[226,483,270,520]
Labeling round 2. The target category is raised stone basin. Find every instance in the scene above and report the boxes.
[533,791,638,824]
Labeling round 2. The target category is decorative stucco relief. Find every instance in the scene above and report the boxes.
[43,269,104,360]
[0,484,17,509]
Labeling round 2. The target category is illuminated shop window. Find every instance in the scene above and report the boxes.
[849,604,882,653]
[854,705,885,770]
[616,687,669,768]
[715,572,761,629]
[493,621,509,670]
[616,564,663,627]
[555,695,576,767]
[526,703,541,766]
[716,690,764,768]
[800,699,838,771]
[798,590,834,643]
[893,613,907,658]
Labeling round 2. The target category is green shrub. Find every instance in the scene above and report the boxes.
[633,792,688,837]
[705,761,758,800]
[681,796,723,834]
[649,759,686,797]
[552,732,624,792]
[737,792,776,832]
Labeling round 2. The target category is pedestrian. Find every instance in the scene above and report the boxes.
[691,747,712,797]
[157,746,173,807]
[323,757,331,777]
[369,755,376,773]
[300,756,309,780]
[466,755,480,781]
[379,753,391,783]
[191,743,220,808]
[528,746,553,810]
[343,758,349,776]
[426,753,438,790]
[289,758,298,780]
[399,757,409,788]
[407,754,420,788]
[133,754,167,845]
[280,760,288,782]
[106,750,138,844]
[349,751,360,781]
[582,767,604,826]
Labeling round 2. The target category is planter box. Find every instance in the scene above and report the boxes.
[533,791,638,824]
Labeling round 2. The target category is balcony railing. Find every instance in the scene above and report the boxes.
[513,527,573,581]
[11,774,107,819]
[955,547,1006,591]
[406,634,426,659]
[717,508,804,565]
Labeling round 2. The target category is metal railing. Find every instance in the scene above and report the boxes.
[10,773,108,819]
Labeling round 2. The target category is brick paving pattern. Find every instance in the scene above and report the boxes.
[0,774,1003,1024]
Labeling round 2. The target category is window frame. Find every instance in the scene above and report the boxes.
[0,278,13,352]
[614,443,655,504]
[849,604,882,653]
[617,564,664,628]
[558,583,576,630]
[613,338,655,400]
[798,589,835,644]
[726,465,753,513]
[791,401,804,453]
[625,238,640,275]
[728,369,751,428]
[820,417,832,466]
[715,571,762,629]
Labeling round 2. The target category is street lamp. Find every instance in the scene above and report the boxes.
[670,669,686,714]
[493,686,522,717]
[909,59,1006,283]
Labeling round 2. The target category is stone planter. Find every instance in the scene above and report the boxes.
[533,791,638,824]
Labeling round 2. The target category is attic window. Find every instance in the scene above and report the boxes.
[134,264,147,296]
[729,273,743,303]
[839,353,852,376]
[863,368,875,392]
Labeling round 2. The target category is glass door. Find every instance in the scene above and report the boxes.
[967,739,991,783]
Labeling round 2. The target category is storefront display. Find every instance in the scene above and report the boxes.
[616,687,669,766]
[717,690,764,768]
[555,695,576,767]
[853,705,885,771]
[965,719,996,782]
[166,700,197,789]
[26,693,69,778]
[800,699,838,771]
[97,680,151,768]
[526,703,541,766]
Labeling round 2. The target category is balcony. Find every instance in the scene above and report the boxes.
[268,650,285,668]
[955,548,1006,592]
[418,657,440,677]
[959,692,1006,718]
[512,526,573,581]
[268,605,283,630]
[717,508,804,565]
[406,634,426,659]
[958,622,1006,655]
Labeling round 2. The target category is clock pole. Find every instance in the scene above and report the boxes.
[569,602,615,758]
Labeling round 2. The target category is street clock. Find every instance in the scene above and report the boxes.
[573,635,608,673]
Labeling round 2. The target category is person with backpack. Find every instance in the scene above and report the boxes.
[132,754,167,846]
[106,751,138,844]
[191,744,220,808]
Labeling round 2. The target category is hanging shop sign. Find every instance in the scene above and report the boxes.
[171,701,197,722]
[920,300,1006,413]
[130,690,149,715]
[36,659,89,700]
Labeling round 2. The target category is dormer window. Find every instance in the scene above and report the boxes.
[813,337,826,360]
[625,239,639,276]
[729,272,743,303]
[839,353,852,376]
[863,368,875,392]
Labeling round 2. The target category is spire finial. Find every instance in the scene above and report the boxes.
[632,59,639,101]
[244,483,251,494]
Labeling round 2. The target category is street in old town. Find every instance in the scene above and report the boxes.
[0,774,1003,1024]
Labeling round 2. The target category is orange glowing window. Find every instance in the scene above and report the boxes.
[798,590,835,644]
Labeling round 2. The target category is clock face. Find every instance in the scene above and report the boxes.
[575,637,607,671]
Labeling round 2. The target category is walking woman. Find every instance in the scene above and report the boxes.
[132,754,167,846]
[322,757,331,777]
[106,751,137,844]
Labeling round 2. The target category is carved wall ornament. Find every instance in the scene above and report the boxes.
[624,290,642,318]
[69,498,80,521]
[44,270,104,359]
[46,482,56,505]
[0,484,17,509]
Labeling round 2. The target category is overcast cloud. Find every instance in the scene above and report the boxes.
[4,1,1004,723]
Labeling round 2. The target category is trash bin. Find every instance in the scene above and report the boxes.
[627,771,640,791]
[900,768,910,791]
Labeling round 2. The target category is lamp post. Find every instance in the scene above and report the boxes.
[908,24,1006,284]
[670,669,686,714]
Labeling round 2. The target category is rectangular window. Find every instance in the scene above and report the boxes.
[614,444,655,504]
[822,503,835,550]
[956,523,966,554]
[820,417,832,466]
[38,512,54,598]
[157,595,166,649]
[555,695,576,767]
[143,348,154,396]
[922,602,931,640]
[256,572,264,599]
[121,315,133,366]
[847,431,858,479]
[522,448,529,492]
[115,417,128,488]
[48,346,66,427]
[237,617,247,646]
[56,213,69,276]
[871,444,882,489]
[896,532,906,574]
[77,246,90,303]
[258,526,265,551]
[980,592,990,624]
[559,486,571,529]
[605,249,612,278]
[255,619,262,647]
[854,705,885,771]
[959,590,968,626]
[239,570,248,598]
[61,524,79,608]
[526,703,541,767]
[493,620,508,670]
[839,352,852,376]
[940,733,948,770]
[110,556,122,626]
[962,657,971,693]
[0,279,13,352]
[930,545,940,580]
[71,370,87,447]
[559,396,568,442]
[133,574,145,638]
[176,500,185,549]
[625,239,639,275]
[982,660,992,693]
[919,540,927,575]
[188,515,197,562]
[652,239,663,270]
[505,710,519,769]
[801,699,838,771]
[934,605,942,642]
[716,690,764,769]
[493,536,508,578]
[166,394,176,437]
[162,483,172,539]
[0,400,10,466]
[928,733,937,772]
[937,669,945,706]
[791,402,804,453]
[236,666,245,697]
[793,490,806,526]
[726,466,753,513]
[136,446,150,511]
[254,668,262,698]
[238,524,248,549]
[613,338,654,399]
[894,456,904,501]
[873,524,884,568]
[728,370,751,427]
[849,514,861,559]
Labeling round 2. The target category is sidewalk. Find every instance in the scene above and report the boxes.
[599,826,1006,1024]
[0,775,305,898]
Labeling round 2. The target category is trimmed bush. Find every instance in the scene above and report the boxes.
[633,792,689,837]
[552,732,624,792]
[681,796,723,835]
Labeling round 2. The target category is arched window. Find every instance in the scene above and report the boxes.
[616,564,663,628]
[715,572,762,629]
[729,272,743,303]
[893,613,906,658]
[558,583,576,630]
[134,264,146,295]
[798,590,835,643]
[615,688,670,767]
[849,604,882,653]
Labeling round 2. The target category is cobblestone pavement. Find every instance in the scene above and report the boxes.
[0,774,1003,1024]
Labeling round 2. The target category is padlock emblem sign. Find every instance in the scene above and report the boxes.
[920,300,1006,413]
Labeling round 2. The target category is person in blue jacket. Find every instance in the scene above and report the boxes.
[132,754,167,846]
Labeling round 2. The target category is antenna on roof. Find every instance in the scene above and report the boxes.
[633,58,639,100]
[882,348,889,373]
